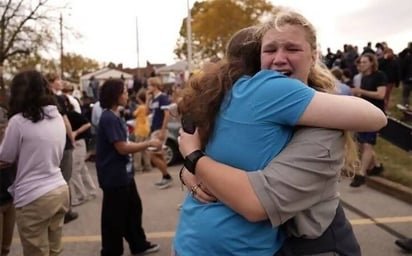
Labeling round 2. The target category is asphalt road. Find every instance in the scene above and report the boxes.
[9,163,412,256]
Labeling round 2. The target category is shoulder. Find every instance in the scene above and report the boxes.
[376,70,386,78]
[374,71,387,83]
[72,111,85,119]
[237,70,312,94]
[8,114,23,126]
[100,111,115,122]
[160,93,170,102]
[283,128,344,162]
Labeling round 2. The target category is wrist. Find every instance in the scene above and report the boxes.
[184,150,205,175]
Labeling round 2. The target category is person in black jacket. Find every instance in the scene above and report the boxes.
[379,48,400,112]
[399,42,412,106]
[0,106,15,256]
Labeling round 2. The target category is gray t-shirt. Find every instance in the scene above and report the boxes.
[247,127,344,238]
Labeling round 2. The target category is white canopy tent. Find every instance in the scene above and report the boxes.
[155,60,187,74]
[79,68,133,93]
[155,60,188,85]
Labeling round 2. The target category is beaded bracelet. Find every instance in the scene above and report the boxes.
[179,166,186,190]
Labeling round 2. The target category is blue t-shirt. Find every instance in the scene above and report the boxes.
[174,70,315,256]
[95,110,133,189]
[336,81,352,96]
[149,93,170,132]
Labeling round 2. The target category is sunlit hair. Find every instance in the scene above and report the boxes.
[44,72,60,84]
[99,79,125,109]
[361,53,379,72]
[147,77,163,90]
[256,8,336,93]
[136,89,146,103]
[331,67,343,81]
[383,48,394,60]
[178,26,260,146]
[256,7,359,174]
[8,70,57,122]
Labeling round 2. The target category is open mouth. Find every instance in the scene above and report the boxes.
[278,71,292,77]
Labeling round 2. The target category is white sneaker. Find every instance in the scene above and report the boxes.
[132,242,160,255]
[154,178,172,189]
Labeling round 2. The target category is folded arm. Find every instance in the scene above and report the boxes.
[179,127,343,223]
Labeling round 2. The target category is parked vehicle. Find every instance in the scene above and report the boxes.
[126,117,182,166]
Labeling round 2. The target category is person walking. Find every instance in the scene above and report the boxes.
[45,72,79,223]
[350,53,387,187]
[61,95,97,206]
[132,90,152,172]
[146,77,173,189]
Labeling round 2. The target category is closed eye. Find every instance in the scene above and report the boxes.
[263,48,277,53]
[287,48,302,52]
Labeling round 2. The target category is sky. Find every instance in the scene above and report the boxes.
[63,0,412,68]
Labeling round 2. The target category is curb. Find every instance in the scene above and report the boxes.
[366,176,412,205]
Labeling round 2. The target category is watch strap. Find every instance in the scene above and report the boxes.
[184,150,205,174]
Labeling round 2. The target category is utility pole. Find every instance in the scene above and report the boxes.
[186,0,192,73]
[136,16,140,68]
[59,13,64,78]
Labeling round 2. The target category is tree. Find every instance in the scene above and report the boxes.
[62,53,101,80]
[4,52,101,82]
[0,0,61,89]
[5,51,58,75]
[174,0,274,63]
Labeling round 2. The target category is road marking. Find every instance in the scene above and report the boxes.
[350,216,412,225]
[11,216,412,244]
[62,232,176,242]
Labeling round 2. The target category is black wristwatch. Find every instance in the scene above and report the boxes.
[184,150,205,175]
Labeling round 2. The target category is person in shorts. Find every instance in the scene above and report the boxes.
[146,77,173,189]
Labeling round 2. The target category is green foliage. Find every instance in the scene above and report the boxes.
[62,53,100,80]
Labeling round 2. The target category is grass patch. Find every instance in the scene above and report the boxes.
[375,137,412,187]
[375,84,412,187]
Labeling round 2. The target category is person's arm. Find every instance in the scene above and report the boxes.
[179,128,343,223]
[158,95,171,140]
[246,128,343,226]
[72,122,91,139]
[91,103,101,127]
[0,161,11,168]
[114,139,161,155]
[297,91,387,131]
[0,119,20,166]
[178,129,262,222]
[62,114,75,145]
[356,86,386,100]
[159,109,170,140]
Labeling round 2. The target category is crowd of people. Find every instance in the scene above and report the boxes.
[0,5,411,256]
[323,41,412,111]
[0,69,176,255]
[325,41,412,187]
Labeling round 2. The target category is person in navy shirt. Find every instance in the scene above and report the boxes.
[96,79,161,256]
[146,77,173,189]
